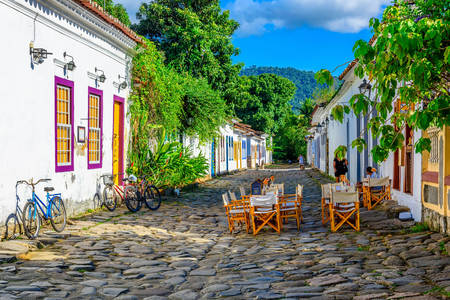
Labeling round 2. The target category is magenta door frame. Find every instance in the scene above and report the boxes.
[113,95,125,185]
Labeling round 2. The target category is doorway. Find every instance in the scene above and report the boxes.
[113,96,124,185]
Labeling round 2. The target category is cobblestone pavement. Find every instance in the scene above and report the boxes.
[1,168,449,299]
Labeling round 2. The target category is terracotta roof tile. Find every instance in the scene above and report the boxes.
[338,35,377,80]
[73,0,143,44]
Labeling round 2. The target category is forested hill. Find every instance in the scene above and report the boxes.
[240,66,323,111]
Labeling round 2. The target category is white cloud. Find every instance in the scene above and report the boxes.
[226,0,389,37]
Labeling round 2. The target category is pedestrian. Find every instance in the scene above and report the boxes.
[366,167,378,178]
[298,154,304,170]
[333,155,348,183]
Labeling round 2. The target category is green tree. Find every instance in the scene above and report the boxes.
[92,0,131,26]
[132,0,242,98]
[316,0,449,163]
[233,74,297,135]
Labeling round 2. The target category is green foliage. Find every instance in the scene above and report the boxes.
[92,0,131,26]
[241,66,328,112]
[318,0,450,163]
[273,98,315,161]
[128,39,228,178]
[334,145,347,160]
[128,129,208,188]
[232,73,296,135]
[133,0,241,99]
[409,223,430,233]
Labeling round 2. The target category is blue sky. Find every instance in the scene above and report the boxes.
[121,0,388,73]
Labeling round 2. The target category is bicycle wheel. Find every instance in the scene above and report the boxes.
[4,213,20,240]
[93,193,101,209]
[50,196,67,232]
[22,201,40,239]
[144,185,162,211]
[102,185,117,211]
[124,186,141,212]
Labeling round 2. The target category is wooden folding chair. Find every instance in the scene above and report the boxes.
[239,186,250,202]
[223,193,249,233]
[250,195,281,235]
[297,184,303,223]
[277,184,302,230]
[272,183,284,195]
[329,190,360,232]
[367,177,391,210]
[361,178,369,207]
[321,183,343,225]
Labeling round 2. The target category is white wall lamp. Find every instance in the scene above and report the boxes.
[29,41,52,64]
[95,67,106,83]
[63,52,76,71]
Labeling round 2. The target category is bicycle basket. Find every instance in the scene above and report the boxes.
[103,175,114,185]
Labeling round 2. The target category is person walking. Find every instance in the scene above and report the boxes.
[298,154,305,170]
[333,155,348,183]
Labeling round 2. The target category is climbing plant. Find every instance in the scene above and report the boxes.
[316,0,449,163]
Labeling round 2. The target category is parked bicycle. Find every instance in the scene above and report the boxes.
[123,175,162,213]
[3,181,28,240]
[139,175,162,211]
[93,174,119,211]
[22,178,67,239]
[101,174,138,212]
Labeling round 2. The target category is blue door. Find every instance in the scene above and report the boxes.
[211,139,215,177]
[226,136,229,172]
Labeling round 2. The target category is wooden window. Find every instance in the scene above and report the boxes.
[88,87,102,169]
[55,77,74,172]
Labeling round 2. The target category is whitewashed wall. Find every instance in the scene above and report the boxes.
[0,0,133,222]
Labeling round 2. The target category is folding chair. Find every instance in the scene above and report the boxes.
[223,193,249,233]
[321,183,343,225]
[277,184,302,230]
[367,177,391,210]
[329,190,360,232]
[272,183,284,195]
[239,186,250,202]
[250,195,280,235]
[361,178,369,207]
[296,184,303,223]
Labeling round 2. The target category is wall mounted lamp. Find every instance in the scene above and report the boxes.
[95,67,106,83]
[118,75,127,89]
[63,52,76,71]
[358,79,372,98]
[29,42,52,64]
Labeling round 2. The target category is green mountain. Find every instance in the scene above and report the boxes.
[240,66,324,112]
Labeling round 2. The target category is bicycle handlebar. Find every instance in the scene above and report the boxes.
[20,178,52,187]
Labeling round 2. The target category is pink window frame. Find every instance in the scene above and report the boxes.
[87,87,103,169]
[54,76,75,173]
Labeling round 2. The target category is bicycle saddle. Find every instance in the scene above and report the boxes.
[44,187,55,192]
[128,175,137,182]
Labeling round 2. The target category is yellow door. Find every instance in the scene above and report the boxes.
[113,101,122,185]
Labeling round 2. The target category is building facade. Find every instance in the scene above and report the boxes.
[0,0,140,222]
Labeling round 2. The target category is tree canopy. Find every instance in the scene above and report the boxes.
[316,0,449,163]
[232,74,296,136]
[93,0,131,26]
[132,0,242,98]
[241,66,332,112]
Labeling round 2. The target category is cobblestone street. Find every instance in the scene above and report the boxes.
[0,168,449,299]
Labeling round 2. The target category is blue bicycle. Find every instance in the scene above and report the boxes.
[22,178,67,239]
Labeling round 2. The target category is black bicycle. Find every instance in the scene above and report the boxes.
[123,175,162,213]
[3,181,28,240]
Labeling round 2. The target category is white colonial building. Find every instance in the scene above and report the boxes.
[308,59,423,221]
[0,0,141,222]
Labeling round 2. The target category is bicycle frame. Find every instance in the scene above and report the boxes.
[31,191,61,220]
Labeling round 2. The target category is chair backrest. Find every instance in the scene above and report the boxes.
[321,183,331,198]
[222,193,230,206]
[272,183,284,195]
[296,184,303,197]
[362,177,369,186]
[250,195,276,207]
[228,190,238,201]
[331,191,358,203]
[239,186,246,197]
[369,177,390,187]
